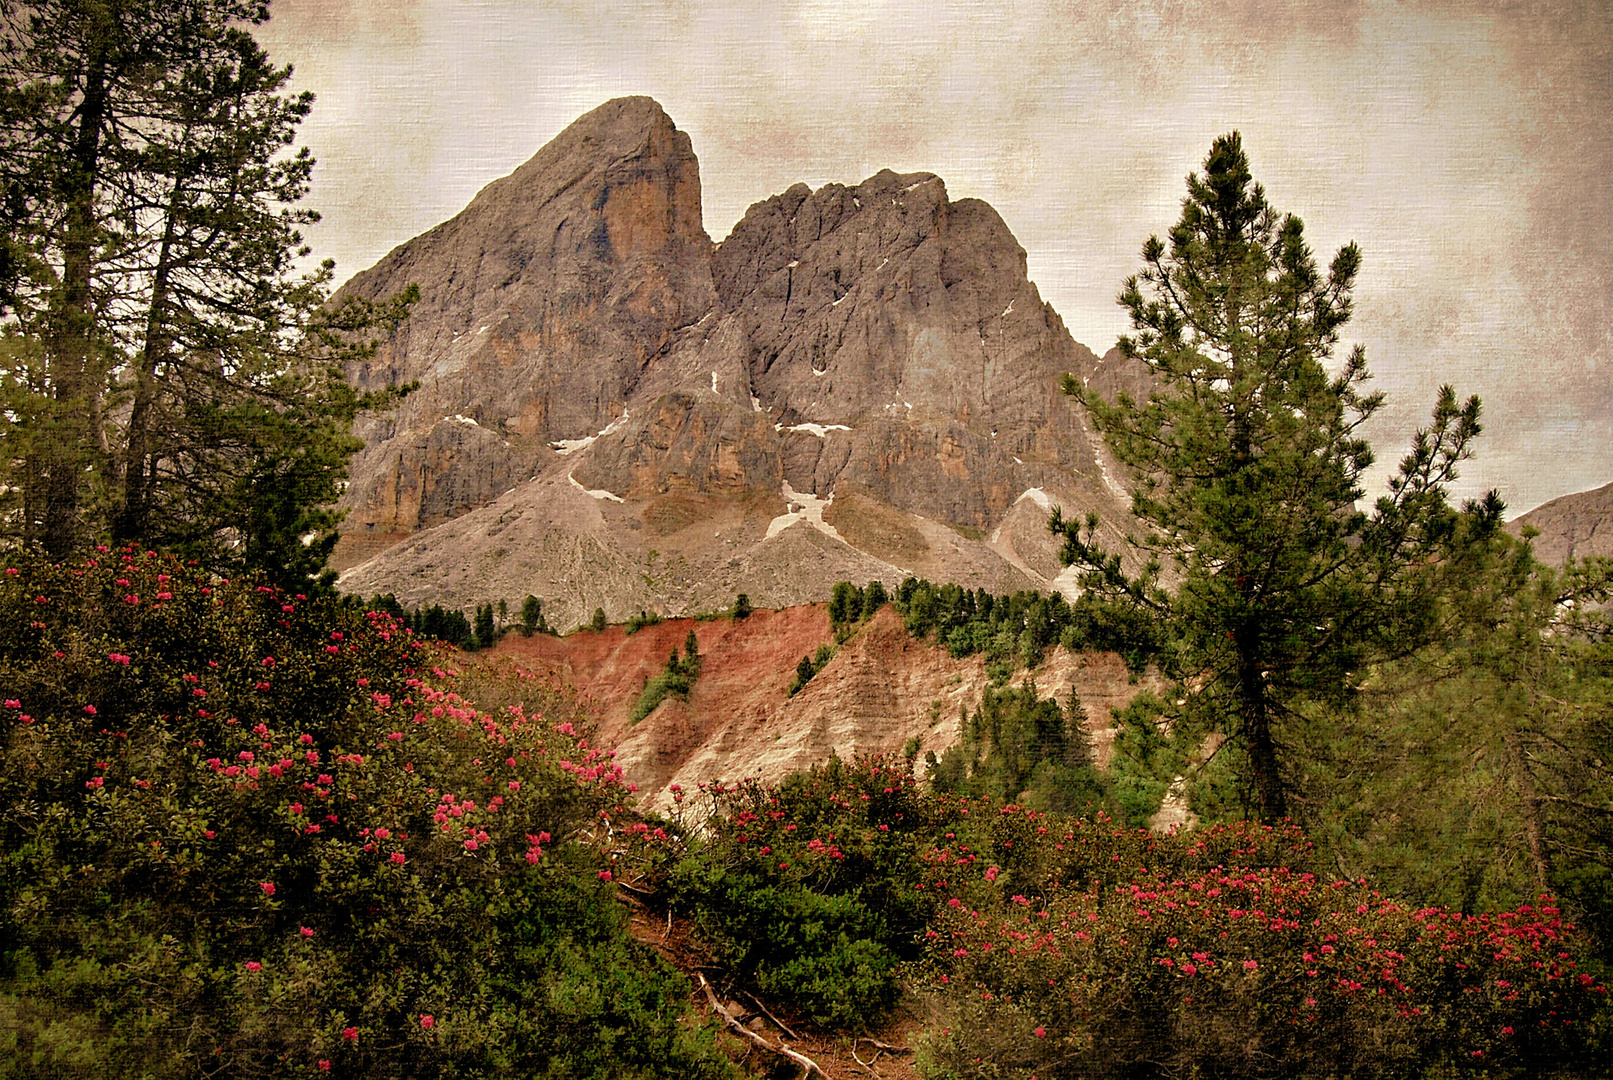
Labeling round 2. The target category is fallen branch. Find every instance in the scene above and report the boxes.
[857,1036,913,1053]
[613,875,657,896]
[745,990,800,1041]
[697,974,826,1078]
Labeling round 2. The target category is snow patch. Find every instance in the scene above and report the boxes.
[1015,487,1054,512]
[812,367,827,377]
[831,294,847,306]
[786,259,800,268]
[711,370,721,395]
[750,395,763,413]
[774,422,851,438]
[552,410,630,456]
[569,473,623,503]
[764,481,845,542]
[446,414,480,427]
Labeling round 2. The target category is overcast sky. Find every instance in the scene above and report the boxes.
[255,0,1612,517]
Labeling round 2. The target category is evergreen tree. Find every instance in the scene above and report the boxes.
[473,602,495,649]
[1057,132,1510,822]
[0,0,410,579]
[861,579,887,618]
[732,592,751,619]
[521,594,543,636]
[590,607,606,633]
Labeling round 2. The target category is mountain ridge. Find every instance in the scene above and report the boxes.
[330,96,1148,629]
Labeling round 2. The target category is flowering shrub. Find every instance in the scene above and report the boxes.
[653,756,936,1030]
[640,754,1609,1074]
[919,819,1610,1078]
[0,548,736,1078]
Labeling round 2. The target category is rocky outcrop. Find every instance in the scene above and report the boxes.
[332,96,1145,624]
[1508,480,1613,565]
[334,96,714,541]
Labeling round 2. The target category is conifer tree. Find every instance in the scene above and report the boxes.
[0,0,409,580]
[1058,133,1511,822]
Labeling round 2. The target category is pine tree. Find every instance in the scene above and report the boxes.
[1058,132,1511,822]
[0,0,410,578]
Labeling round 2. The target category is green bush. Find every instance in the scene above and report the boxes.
[0,548,735,1079]
[633,755,1611,1070]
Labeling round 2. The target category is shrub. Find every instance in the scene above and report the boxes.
[629,636,700,724]
[0,548,735,1079]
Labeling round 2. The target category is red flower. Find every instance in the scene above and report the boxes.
[390,851,406,865]
[342,1027,358,1042]
[260,882,275,896]
[300,927,314,938]
[245,961,262,972]
[318,1062,330,1072]
[419,1015,435,1029]
[598,870,612,881]
[1034,1027,1047,1038]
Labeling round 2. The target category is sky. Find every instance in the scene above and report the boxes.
[254,0,1612,517]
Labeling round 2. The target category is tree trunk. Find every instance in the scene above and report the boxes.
[36,34,109,557]
[115,192,180,543]
[1239,633,1287,821]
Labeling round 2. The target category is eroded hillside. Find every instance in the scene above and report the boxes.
[495,604,1161,813]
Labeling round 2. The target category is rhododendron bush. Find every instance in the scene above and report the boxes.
[0,549,735,1079]
[639,758,1609,1078]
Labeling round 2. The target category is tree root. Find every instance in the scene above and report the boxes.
[697,973,826,1078]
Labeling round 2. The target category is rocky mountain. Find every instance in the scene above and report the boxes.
[1508,480,1613,566]
[332,96,1145,629]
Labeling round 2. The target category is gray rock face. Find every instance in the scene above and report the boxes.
[335,96,714,541]
[1508,480,1613,566]
[333,97,1143,627]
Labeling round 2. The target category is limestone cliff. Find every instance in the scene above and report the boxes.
[332,96,1144,630]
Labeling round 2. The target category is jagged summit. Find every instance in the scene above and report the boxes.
[332,97,1145,629]
[335,97,714,556]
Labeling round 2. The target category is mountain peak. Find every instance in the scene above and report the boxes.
[332,99,1140,629]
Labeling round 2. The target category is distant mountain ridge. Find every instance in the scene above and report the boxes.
[332,97,1147,628]
[1509,480,1613,566]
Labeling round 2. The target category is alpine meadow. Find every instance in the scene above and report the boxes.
[1,4,1610,1079]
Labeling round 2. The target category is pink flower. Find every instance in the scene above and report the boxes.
[342,1027,358,1042]
[374,828,391,840]
[598,870,613,881]
[985,866,999,882]
[3,699,17,708]
[1181,962,1198,976]
[318,1062,330,1072]
[83,705,97,715]
[507,781,520,792]
[390,851,406,865]
[1243,960,1259,971]
[463,839,478,851]
[260,882,276,896]
[245,961,262,972]
[299,734,313,744]
[419,1014,435,1029]
[204,830,215,839]
[1033,1027,1046,1039]
[300,927,314,937]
